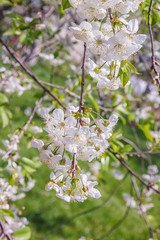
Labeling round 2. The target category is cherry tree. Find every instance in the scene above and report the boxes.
[0,0,160,239]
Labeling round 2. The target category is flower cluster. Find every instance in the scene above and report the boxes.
[0,178,29,237]
[69,0,146,90]
[31,106,118,202]
[0,67,32,95]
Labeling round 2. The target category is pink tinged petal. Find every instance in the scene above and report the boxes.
[45,182,53,191]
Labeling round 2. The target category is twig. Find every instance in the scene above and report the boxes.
[109,150,160,194]
[0,39,66,110]
[0,219,12,240]
[72,43,87,175]
[39,80,80,99]
[148,0,160,87]
[122,136,152,165]
[122,136,141,153]
[2,92,45,159]
[41,173,128,240]
[79,43,87,113]
[99,106,113,112]
[125,151,160,156]
[108,8,115,34]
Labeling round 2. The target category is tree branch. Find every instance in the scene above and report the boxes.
[0,39,66,110]
[39,80,80,99]
[0,219,12,240]
[148,0,160,87]
[125,151,160,156]
[72,43,87,175]
[109,150,160,194]
[79,43,87,113]
[2,92,45,159]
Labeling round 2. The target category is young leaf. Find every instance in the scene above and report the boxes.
[0,107,9,128]
[12,227,31,240]
[62,0,71,10]
[126,61,141,75]
[0,93,8,105]
[138,124,153,142]
[89,94,99,111]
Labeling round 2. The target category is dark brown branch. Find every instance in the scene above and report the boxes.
[72,43,87,175]
[0,219,12,240]
[0,39,66,110]
[41,173,128,240]
[79,43,87,114]
[109,150,160,194]
[148,0,160,87]
[2,92,45,159]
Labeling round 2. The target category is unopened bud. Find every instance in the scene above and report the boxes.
[68,169,74,174]
[72,172,76,178]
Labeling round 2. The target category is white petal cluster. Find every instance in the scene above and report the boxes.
[0,134,35,191]
[69,0,146,90]
[4,212,28,236]
[0,179,17,209]
[31,107,118,202]
[0,67,32,95]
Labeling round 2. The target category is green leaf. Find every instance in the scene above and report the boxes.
[0,107,9,128]
[138,124,153,142]
[19,34,26,44]
[0,0,12,6]
[0,209,14,219]
[121,144,133,153]
[62,0,71,10]
[6,13,25,23]
[21,157,40,169]
[27,18,39,27]
[6,13,25,24]
[151,10,160,25]
[0,93,8,105]
[58,4,65,18]
[118,61,130,87]
[12,227,31,240]
[3,29,21,36]
[89,94,99,111]
[126,61,141,75]
[121,66,130,87]
[107,151,119,162]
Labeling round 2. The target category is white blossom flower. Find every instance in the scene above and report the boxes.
[30,126,43,133]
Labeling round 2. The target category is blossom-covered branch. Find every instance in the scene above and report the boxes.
[2,92,44,159]
[0,219,12,240]
[0,39,66,110]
